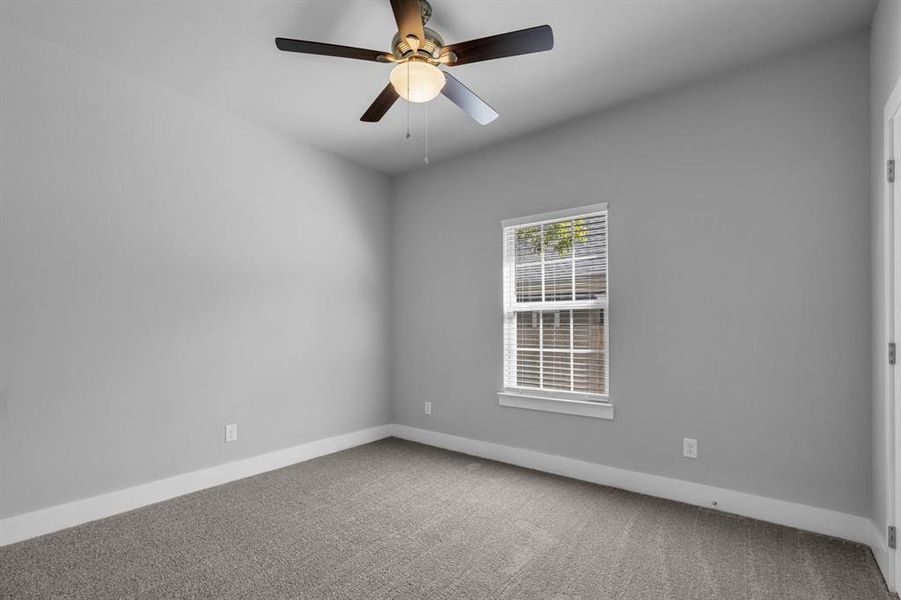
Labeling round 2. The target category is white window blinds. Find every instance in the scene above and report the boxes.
[502,206,608,401]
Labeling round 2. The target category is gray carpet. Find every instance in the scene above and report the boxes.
[0,438,893,599]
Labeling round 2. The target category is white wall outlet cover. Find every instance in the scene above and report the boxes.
[683,438,698,459]
[225,424,238,443]
[424,402,432,415]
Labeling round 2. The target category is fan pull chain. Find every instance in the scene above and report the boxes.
[405,61,411,139]
[424,101,430,165]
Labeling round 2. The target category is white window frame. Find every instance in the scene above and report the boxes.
[498,203,613,420]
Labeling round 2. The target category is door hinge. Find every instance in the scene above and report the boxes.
[890,159,896,184]
[890,526,897,549]
[890,342,897,366]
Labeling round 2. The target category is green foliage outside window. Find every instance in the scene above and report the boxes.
[516,219,588,257]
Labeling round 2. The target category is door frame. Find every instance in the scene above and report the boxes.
[883,72,901,593]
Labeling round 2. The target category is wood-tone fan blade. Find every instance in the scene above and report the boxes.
[441,72,498,125]
[361,83,400,122]
[442,25,554,66]
[390,0,426,50]
[275,38,392,62]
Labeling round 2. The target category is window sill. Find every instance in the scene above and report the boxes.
[497,391,614,420]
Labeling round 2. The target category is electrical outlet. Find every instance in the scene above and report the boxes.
[683,438,697,459]
[424,402,432,415]
[225,423,238,443]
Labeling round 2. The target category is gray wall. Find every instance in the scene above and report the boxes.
[0,26,392,517]
[870,0,901,536]
[391,33,872,517]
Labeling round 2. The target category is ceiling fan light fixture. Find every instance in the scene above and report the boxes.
[390,61,445,103]
[276,0,555,124]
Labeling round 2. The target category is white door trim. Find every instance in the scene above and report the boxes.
[883,71,901,593]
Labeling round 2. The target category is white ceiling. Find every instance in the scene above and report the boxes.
[0,0,876,174]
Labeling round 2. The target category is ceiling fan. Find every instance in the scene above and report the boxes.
[275,0,553,125]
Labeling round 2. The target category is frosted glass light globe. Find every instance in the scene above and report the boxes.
[390,61,446,103]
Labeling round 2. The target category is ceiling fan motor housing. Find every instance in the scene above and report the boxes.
[391,27,444,62]
[419,0,433,25]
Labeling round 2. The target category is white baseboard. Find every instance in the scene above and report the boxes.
[391,424,872,546]
[0,422,882,563]
[0,424,393,546]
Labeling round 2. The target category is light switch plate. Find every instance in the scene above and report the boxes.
[225,423,238,443]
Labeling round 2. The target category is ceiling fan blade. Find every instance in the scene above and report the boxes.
[441,73,498,125]
[442,25,554,66]
[275,38,391,62]
[390,0,426,50]
[361,83,400,122]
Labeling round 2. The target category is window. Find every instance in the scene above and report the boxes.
[500,204,610,418]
